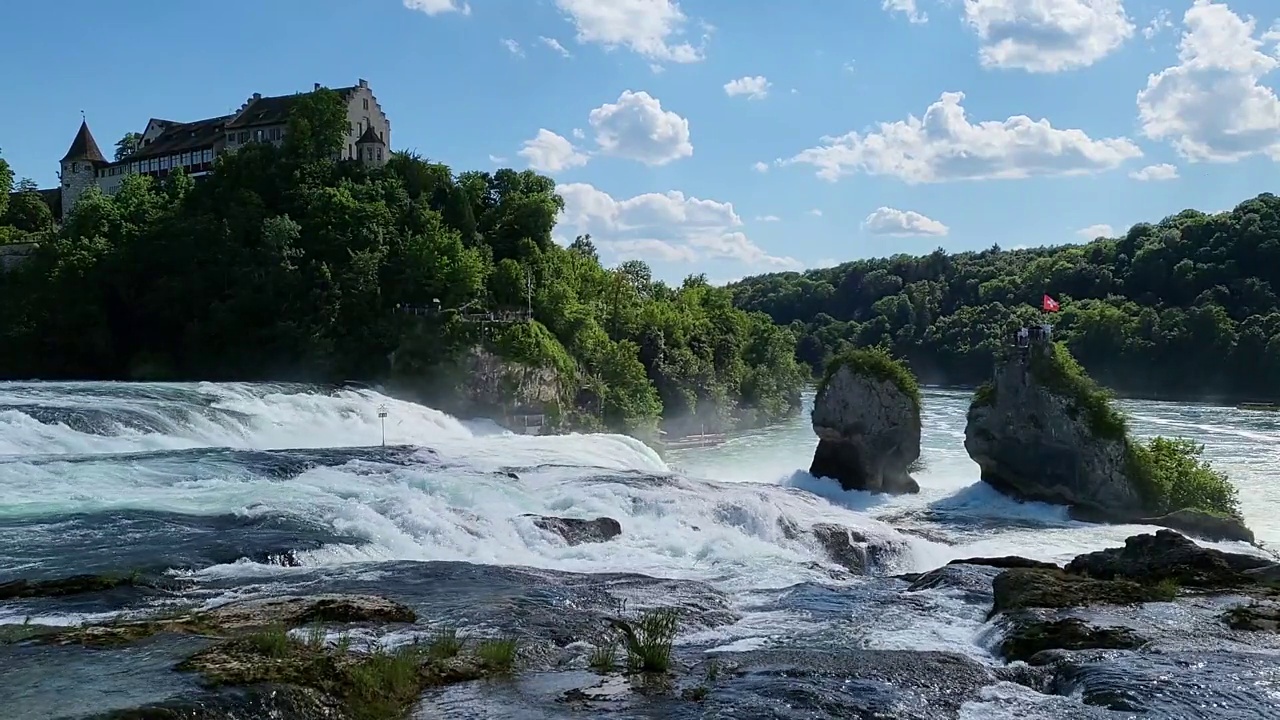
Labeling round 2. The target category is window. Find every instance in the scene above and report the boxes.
[269,127,281,141]
[363,98,369,110]
[204,149,213,162]
[348,143,353,158]
[254,129,262,142]
[377,148,382,161]
[161,156,169,170]
[238,131,249,143]
[181,152,189,166]
[349,122,355,136]
[227,133,236,144]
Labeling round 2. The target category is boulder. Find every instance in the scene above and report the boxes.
[1140,509,1255,544]
[527,515,622,545]
[1000,618,1147,664]
[203,594,417,629]
[810,523,888,574]
[1064,529,1274,589]
[964,340,1144,519]
[809,350,921,494]
[989,568,1175,617]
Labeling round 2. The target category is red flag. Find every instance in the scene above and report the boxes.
[1042,294,1060,312]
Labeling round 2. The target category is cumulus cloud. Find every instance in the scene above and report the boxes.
[883,0,927,23]
[752,161,769,173]
[784,91,1142,183]
[588,90,693,165]
[1077,223,1115,238]
[501,38,523,56]
[963,0,1134,72]
[862,207,949,236]
[724,75,771,99]
[1129,163,1179,180]
[556,183,799,269]
[554,0,705,64]
[807,209,823,216]
[518,129,589,172]
[1137,0,1280,163]
[756,214,781,222]
[403,0,470,15]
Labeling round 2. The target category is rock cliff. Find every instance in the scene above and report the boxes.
[809,349,921,494]
[964,338,1252,543]
[964,339,1144,518]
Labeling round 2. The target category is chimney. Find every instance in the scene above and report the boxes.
[314,82,321,91]
[252,92,261,100]
[358,78,368,88]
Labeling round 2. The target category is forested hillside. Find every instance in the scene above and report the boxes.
[0,89,805,435]
[732,194,1280,401]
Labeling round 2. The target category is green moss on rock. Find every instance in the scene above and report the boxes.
[1026,341,1127,442]
[817,346,921,412]
[990,568,1177,617]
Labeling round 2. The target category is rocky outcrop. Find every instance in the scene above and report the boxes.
[1064,529,1272,588]
[1140,509,1255,544]
[811,523,889,574]
[528,515,622,545]
[809,351,921,494]
[202,594,417,628]
[1000,618,1147,664]
[965,341,1144,519]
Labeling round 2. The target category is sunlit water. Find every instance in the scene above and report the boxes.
[2,381,1278,718]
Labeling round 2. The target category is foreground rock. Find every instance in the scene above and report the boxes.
[1000,618,1147,664]
[809,348,921,494]
[527,514,622,545]
[965,337,1252,543]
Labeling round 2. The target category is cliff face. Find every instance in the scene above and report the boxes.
[964,341,1144,518]
[809,364,921,494]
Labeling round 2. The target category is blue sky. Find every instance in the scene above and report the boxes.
[4,0,1280,283]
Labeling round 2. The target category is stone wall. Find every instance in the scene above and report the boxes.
[0,242,37,271]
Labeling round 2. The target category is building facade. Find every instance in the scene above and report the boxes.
[56,78,390,214]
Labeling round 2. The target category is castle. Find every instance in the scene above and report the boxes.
[54,78,391,216]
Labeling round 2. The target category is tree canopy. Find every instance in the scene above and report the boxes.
[0,90,805,436]
[732,196,1280,401]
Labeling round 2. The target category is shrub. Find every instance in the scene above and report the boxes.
[971,381,996,408]
[1027,341,1127,441]
[817,346,921,413]
[1127,436,1241,518]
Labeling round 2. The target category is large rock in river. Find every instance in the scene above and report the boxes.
[964,339,1146,520]
[809,349,921,494]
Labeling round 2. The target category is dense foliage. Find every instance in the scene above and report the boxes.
[817,346,921,413]
[0,89,805,435]
[1027,341,1128,442]
[732,195,1280,401]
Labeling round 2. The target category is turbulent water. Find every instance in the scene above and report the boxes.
[2,381,1279,718]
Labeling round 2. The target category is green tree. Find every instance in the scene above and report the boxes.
[114,132,142,161]
[4,179,54,233]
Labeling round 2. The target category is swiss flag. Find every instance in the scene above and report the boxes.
[1042,294,1060,312]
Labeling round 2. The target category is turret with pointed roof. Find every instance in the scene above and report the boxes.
[61,120,107,165]
[354,123,386,167]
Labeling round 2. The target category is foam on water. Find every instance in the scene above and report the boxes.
[3,380,1279,668]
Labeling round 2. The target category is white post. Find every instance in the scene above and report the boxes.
[377,404,388,447]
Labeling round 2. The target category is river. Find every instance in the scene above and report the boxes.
[1,381,1278,718]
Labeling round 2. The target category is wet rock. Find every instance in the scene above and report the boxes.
[0,572,150,600]
[964,341,1145,519]
[202,594,416,629]
[907,564,1003,598]
[1001,617,1147,664]
[948,556,1060,570]
[810,523,884,574]
[990,568,1175,617]
[1064,529,1275,589]
[809,351,921,494]
[1140,508,1255,544]
[528,515,622,545]
[86,684,347,719]
[1222,601,1280,631]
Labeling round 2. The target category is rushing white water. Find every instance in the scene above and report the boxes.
[2,380,1279,663]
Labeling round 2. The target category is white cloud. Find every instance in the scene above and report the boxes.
[588,90,693,165]
[539,36,572,57]
[556,183,800,269]
[488,154,507,164]
[554,0,705,64]
[811,257,840,268]
[1137,0,1280,163]
[807,209,823,216]
[784,91,1142,183]
[752,161,769,173]
[1143,9,1173,39]
[1129,163,1179,180]
[572,128,585,139]
[963,0,1134,72]
[724,75,771,99]
[862,207,949,236]
[403,0,470,15]
[883,0,927,23]
[842,60,857,74]
[518,129,590,172]
[501,38,523,56]
[1077,223,1115,238]
[756,214,781,222]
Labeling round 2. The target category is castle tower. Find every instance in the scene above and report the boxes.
[59,119,107,212]
[354,123,386,168]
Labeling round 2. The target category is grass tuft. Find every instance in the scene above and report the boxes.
[614,608,680,673]
[245,624,292,658]
[587,635,618,673]
[426,625,463,659]
[475,636,520,670]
